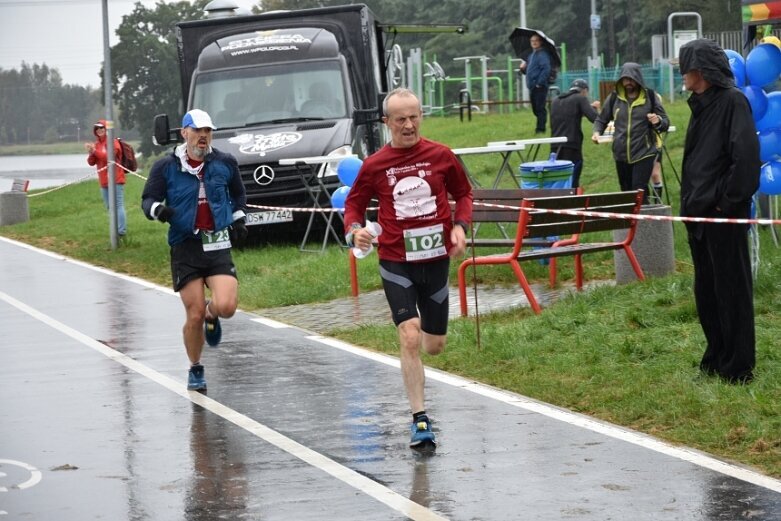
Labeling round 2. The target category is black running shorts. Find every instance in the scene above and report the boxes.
[379,257,450,335]
[170,237,237,292]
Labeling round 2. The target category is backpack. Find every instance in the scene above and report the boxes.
[117,139,137,173]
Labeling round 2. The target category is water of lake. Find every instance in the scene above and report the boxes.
[0,154,95,192]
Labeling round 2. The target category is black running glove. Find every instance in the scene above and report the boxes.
[230,218,248,247]
[155,205,175,223]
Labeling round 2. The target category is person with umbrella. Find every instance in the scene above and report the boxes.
[519,33,552,134]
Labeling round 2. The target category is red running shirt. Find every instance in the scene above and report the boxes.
[188,158,215,232]
[344,138,472,262]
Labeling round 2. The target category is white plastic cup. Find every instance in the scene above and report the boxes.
[352,221,382,259]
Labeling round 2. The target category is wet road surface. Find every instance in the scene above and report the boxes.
[1,237,780,520]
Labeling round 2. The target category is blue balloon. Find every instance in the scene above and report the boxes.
[758,128,781,163]
[760,160,781,195]
[330,185,351,212]
[746,43,781,87]
[336,157,362,187]
[724,49,746,87]
[756,91,781,132]
[742,85,769,121]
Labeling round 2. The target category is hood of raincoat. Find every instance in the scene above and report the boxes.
[679,38,735,89]
[93,119,108,139]
[615,62,647,91]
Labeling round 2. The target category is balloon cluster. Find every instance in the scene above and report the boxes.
[330,156,363,212]
[729,41,781,194]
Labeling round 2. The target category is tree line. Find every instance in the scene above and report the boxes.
[0,63,103,146]
[0,0,743,153]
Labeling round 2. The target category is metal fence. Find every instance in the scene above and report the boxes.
[555,65,673,104]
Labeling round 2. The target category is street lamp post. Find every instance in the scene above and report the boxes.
[101,0,118,250]
[519,0,528,105]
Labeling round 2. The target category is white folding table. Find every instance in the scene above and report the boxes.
[486,136,568,164]
[452,143,531,189]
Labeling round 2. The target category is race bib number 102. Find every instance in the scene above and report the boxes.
[404,223,446,261]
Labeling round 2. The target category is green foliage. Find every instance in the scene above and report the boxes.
[0,63,97,146]
[110,0,210,157]
[256,0,743,73]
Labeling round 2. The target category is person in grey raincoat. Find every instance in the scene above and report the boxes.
[679,38,760,384]
[592,62,669,202]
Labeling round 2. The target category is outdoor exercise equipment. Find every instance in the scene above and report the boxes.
[423,61,447,115]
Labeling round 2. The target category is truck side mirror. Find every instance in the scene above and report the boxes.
[153,114,183,146]
[352,108,382,126]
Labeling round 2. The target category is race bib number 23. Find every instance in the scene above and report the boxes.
[404,223,446,261]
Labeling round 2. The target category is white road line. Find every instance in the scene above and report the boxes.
[0,290,447,521]
[0,236,175,295]
[4,236,780,495]
[310,336,781,494]
[250,317,291,328]
[0,459,42,492]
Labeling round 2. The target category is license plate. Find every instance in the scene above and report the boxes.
[245,210,293,226]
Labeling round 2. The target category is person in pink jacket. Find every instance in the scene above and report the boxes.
[85,120,126,236]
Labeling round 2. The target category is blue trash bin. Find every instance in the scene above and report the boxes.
[518,153,574,265]
[518,153,574,189]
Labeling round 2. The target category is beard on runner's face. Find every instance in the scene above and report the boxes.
[186,129,211,159]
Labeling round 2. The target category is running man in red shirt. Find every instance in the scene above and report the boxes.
[343,88,473,449]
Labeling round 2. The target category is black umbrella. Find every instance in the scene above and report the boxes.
[509,27,562,68]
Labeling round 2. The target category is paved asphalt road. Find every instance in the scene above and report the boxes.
[1,237,780,520]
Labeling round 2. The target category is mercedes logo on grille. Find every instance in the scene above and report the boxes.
[253,165,275,186]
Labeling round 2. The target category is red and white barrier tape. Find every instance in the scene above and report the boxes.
[471,200,780,226]
[26,161,145,198]
[247,200,781,226]
[22,168,779,227]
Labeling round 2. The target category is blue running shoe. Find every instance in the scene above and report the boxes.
[204,316,221,347]
[409,416,436,448]
[187,364,207,391]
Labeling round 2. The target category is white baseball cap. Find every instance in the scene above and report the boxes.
[181,109,217,130]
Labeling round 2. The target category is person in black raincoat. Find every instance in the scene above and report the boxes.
[679,38,760,384]
[592,62,669,203]
[550,78,601,188]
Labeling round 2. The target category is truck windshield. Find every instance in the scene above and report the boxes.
[192,61,347,129]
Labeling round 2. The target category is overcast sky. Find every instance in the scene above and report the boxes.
[0,0,257,88]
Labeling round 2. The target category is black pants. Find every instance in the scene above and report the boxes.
[530,86,548,133]
[615,156,655,203]
[687,222,755,381]
[554,147,583,188]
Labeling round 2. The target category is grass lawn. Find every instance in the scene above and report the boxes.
[1,102,779,478]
